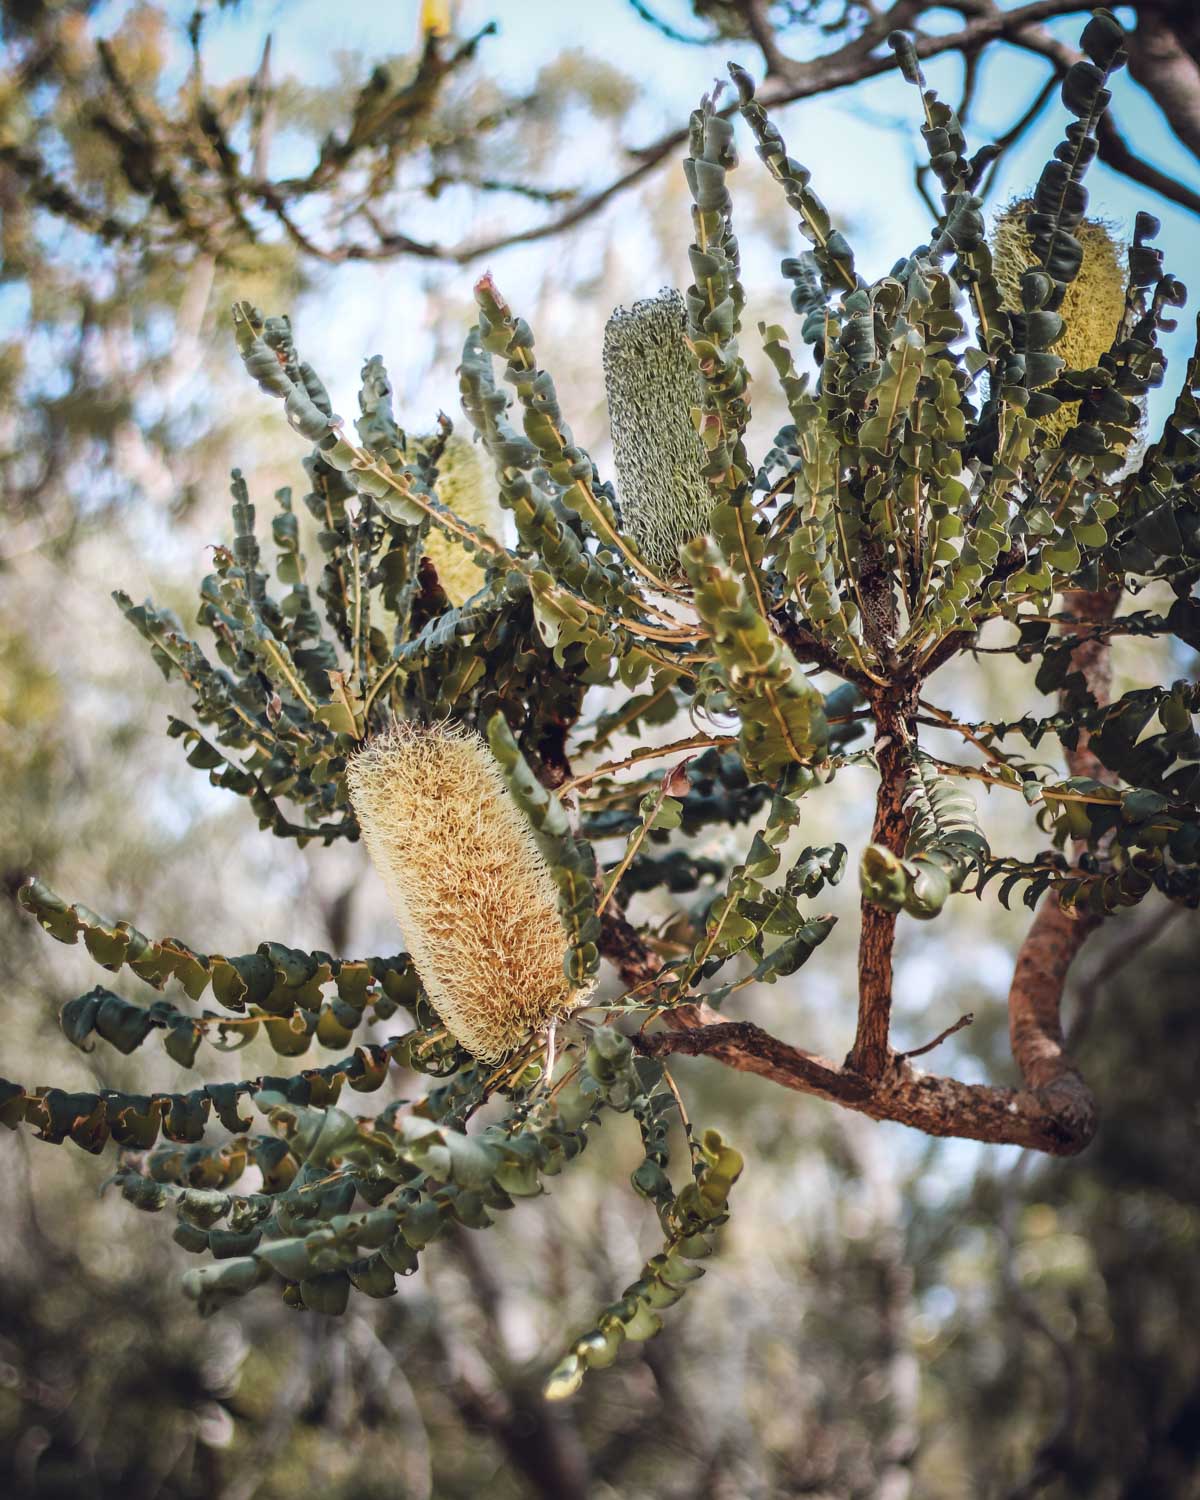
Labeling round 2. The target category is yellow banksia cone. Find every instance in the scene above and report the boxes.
[347,721,586,1061]
[992,200,1127,445]
[603,288,712,578]
[421,434,503,607]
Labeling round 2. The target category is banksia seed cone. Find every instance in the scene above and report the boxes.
[421,434,503,607]
[603,288,712,578]
[347,721,583,1061]
[992,200,1127,444]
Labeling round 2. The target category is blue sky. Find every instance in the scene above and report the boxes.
[8,0,1198,432]
[174,0,1199,421]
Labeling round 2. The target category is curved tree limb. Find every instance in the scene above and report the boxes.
[604,891,1100,1155]
[636,990,1098,1152]
[957,0,1200,217]
[10,0,1195,279]
[1128,8,1200,161]
[612,587,1126,1159]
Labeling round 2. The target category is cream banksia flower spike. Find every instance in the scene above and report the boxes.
[419,434,503,606]
[346,721,589,1062]
[603,288,712,579]
[991,199,1128,446]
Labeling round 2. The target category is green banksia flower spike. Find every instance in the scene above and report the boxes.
[421,434,503,606]
[603,288,712,578]
[347,721,588,1061]
[992,200,1127,445]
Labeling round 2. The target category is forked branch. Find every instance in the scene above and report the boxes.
[620,589,1126,1157]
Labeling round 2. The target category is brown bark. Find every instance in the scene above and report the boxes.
[771,604,876,689]
[1129,10,1200,163]
[638,973,1096,1155]
[612,906,1097,1155]
[643,911,1102,1156]
[960,0,1200,217]
[1006,897,1100,1129]
[1059,586,1122,782]
[611,581,1125,1157]
[848,685,917,1079]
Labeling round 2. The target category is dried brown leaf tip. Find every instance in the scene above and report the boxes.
[347,721,588,1060]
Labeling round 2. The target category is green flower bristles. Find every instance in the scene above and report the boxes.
[347,721,590,1061]
[992,199,1128,445]
[603,288,712,579]
[421,434,503,606]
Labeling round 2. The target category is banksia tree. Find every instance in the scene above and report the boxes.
[6,8,1200,1404]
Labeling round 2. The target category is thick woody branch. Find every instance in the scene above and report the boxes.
[966,0,1200,218]
[453,0,1195,260]
[769,604,875,689]
[1007,898,1098,1128]
[637,972,1096,1155]
[847,687,915,1080]
[1058,587,1122,781]
[1128,10,1200,162]
[605,902,1098,1154]
[604,582,1126,1156]
[21,1,1194,283]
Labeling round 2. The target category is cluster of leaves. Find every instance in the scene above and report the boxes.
[6,7,1200,1398]
[862,758,989,920]
[544,1029,744,1400]
[84,1023,698,1329]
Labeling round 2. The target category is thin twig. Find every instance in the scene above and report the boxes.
[899,1011,974,1060]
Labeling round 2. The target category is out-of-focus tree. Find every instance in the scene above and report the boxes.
[912,906,1200,1498]
[628,1,1200,221]
[0,0,638,534]
[8,0,1198,545]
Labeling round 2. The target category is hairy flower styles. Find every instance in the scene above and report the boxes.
[346,721,584,1060]
[420,434,503,606]
[992,200,1128,445]
[603,288,712,578]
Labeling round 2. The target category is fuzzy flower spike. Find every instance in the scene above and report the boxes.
[347,721,586,1061]
[991,199,1128,446]
[603,287,712,578]
[419,433,503,607]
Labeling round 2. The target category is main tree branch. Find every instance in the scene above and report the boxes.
[609,581,1127,1157]
[602,888,1097,1154]
[847,682,917,1080]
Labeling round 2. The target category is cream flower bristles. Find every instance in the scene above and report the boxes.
[346,720,585,1061]
[420,434,502,607]
[991,200,1128,446]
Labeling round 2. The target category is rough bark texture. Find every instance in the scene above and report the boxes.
[610,580,1126,1157]
[848,685,917,1080]
[1007,898,1099,1129]
[638,994,1097,1155]
[1059,586,1122,781]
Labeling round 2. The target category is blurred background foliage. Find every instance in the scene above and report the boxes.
[1,1,1198,1496]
